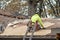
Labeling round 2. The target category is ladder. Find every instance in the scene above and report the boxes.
[23,22,36,40]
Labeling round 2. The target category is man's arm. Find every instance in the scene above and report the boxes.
[38,16,44,28]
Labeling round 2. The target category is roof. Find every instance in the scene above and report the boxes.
[0,18,60,38]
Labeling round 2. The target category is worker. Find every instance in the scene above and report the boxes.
[31,13,45,29]
[27,13,45,32]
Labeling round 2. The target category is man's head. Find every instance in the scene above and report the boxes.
[35,13,38,14]
[35,12,39,14]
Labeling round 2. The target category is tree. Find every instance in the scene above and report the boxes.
[5,0,21,13]
[28,0,37,17]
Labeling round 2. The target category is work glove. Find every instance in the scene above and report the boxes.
[42,27,46,29]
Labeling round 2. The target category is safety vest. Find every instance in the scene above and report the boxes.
[31,14,44,28]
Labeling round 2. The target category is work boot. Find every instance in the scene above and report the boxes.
[28,27,32,32]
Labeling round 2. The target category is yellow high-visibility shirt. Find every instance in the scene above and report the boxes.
[31,14,44,28]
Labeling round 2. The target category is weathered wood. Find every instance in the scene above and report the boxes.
[0,9,26,19]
